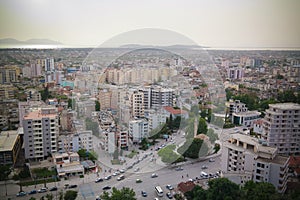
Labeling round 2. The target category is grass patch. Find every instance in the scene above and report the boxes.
[158,144,183,164]
[19,178,59,186]
[111,159,121,165]
[126,150,138,159]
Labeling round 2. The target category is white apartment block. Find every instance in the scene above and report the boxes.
[23,107,59,160]
[232,111,261,128]
[262,103,300,155]
[144,109,167,131]
[221,133,289,193]
[129,119,149,143]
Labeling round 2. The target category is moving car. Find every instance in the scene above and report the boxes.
[102,186,111,190]
[136,178,142,183]
[166,185,174,190]
[151,173,158,178]
[141,191,147,197]
[175,167,183,171]
[95,178,104,183]
[166,192,173,199]
[117,175,125,181]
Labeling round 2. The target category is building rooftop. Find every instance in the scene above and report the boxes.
[0,130,19,152]
[257,155,289,165]
[24,110,57,120]
[269,103,300,110]
[163,106,188,115]
[233,110,261,117]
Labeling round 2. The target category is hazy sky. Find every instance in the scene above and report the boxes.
[0,0,299,48]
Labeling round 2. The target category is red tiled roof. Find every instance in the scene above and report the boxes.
[177,181,195,193]
[289,156,300,168]
[163,106,188,115]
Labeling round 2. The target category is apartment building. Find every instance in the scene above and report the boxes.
[52,152,84,177]
[221,133,289,193]
[129,119,149,143]
[0,65,21,84]
[0,130,22,165]
[23,107,59,160]
[0,84,17,99]
[0,99,19,130]
[262,103,300,155]
[131,90,144,118]
[57,131,93,153]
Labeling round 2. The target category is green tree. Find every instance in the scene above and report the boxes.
[185,185,207,200]
[178,138,204,159]
[67,99,74,109]
[278,90,297,103]
[197,117,208,135]
[0,165,11,181]
[241,181,280,200]
[206,178,240,200]
[100,187,136,200]
[64,190,78,200]
[45,193,54,200]
[77,149,87,158]
[95,100,100,111]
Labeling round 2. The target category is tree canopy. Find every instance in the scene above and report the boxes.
[100,187,136,200]
[64,190,78,200]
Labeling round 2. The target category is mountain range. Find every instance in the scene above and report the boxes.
[0,38,63,46]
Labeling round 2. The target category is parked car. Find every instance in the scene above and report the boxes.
[209,158,215,162]
[38,188,47,193]
[141,191,147,197]
[49,186,58,191]
[16,191,27,197]
[104,175,112,180]
[28,190,37,195]
[68,184,77,189]
[151,173,158,178]
[175,167,184,171]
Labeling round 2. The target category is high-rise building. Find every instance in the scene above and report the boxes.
[23,107,59,160]
[221,133,290,193]
[262,103,300,155]
[130,90,144,118]
[45,58,55,72]
[227,67,244,80]
[142,86,174,110]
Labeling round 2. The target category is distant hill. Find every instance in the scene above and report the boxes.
[0,38,63,46]
[119,43,204,49]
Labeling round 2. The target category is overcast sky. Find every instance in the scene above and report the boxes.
[0,0,299,48]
